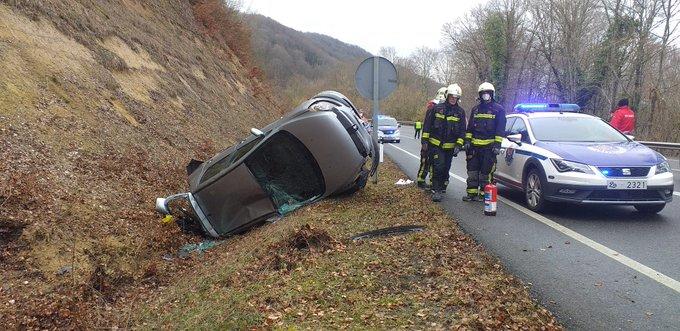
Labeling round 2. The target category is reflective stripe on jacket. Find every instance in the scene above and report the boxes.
[422,101,467,150]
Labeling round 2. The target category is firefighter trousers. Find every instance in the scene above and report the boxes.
[432,147,455,192]
[465,147,497,196]
[414,128,421,139]
[417,148,433,185]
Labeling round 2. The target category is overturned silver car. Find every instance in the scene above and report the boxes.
[156,91,378,237]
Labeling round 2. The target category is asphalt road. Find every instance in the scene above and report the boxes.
[384,126,680,330]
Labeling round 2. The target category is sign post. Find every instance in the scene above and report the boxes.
[355,56,397,183]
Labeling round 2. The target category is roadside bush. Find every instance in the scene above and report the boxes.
[191,0,252,66]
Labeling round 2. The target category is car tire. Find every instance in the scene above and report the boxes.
[396,140,400,143]
[634,204,665,214]
[524,167,549,212]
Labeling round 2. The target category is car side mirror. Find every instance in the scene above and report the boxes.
[250,128,264,137]
[507,133,522,146]
[398,123,402,128]
[626,134,635,140]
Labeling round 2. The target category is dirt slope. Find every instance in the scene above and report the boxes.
[0,1,279,327]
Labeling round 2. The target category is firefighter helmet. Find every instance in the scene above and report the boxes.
[478,82,495,93]
[446,83,462,98]
[435,86,447,101]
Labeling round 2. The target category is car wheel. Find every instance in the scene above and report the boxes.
[524,168,548,212]
[396,140,400,143]
[634,204,665,214]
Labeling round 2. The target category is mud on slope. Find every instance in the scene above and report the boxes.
[0,1,280,328]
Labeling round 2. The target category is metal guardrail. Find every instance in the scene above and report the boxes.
[398,121,680,151]
[638,141,680,151]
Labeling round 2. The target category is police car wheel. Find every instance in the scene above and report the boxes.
[634,204,665,214]
[524,168,547,212]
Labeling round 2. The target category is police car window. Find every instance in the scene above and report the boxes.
[510,119,531,143]
[378,118,398,126]
[504,118,516,135]
[529,117,627,142]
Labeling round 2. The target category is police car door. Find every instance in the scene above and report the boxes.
[504,118,531,185]
[495,117,516,183]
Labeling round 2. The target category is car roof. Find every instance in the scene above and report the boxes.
[510,111,597,119]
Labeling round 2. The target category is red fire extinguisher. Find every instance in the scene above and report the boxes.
[484,182,497,216]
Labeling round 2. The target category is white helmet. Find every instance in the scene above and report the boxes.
[446,83,462,98]
[478,82,495,93]
[434,86,447,102]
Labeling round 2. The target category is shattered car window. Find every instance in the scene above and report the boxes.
[200,136,264,184]
[245,131,325,214]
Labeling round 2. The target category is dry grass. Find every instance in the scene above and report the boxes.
[191,0,253,67]
[0,0,279,328]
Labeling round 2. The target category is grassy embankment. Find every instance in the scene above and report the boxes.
[133,161,560,330]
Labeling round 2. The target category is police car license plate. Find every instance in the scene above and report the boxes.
[606,179,647,190]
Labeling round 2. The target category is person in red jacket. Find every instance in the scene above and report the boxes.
[610,98,636,134]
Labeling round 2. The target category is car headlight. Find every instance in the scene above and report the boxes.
[655,161,671,174]
[394,130,400,135]
[550,159,594,174]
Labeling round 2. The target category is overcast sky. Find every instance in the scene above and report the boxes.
[242,0,489,57]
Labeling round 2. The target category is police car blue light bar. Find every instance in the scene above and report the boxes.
[514,103,581,113]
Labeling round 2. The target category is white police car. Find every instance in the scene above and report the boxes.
[375,115,401,143]
[495,103,674,213]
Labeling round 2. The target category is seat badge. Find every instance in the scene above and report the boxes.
[505,147,515,166]
[622,168,631,176]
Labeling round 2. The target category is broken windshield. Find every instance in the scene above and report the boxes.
[245,131,325,215]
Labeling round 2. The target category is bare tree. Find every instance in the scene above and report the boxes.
[650,0,680,126]
[379,46,398,63]
[409,46,440,94]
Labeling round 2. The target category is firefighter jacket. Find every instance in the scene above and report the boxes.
[422,101,467,150]
[465,100,507,148]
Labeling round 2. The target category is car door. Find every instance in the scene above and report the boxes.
[495,117,517,183]
[504,118,532,185]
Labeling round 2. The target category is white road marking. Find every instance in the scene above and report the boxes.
[386,143,680,295]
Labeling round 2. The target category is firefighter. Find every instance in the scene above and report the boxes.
[463,82,506,202]
[414,120,423,139]
[417,86,447,189]
[610,98,635,134]
[423,84,467,202]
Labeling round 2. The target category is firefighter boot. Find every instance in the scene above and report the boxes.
[432,190,444,202]
[462,194,476,202]
[417,181,431,190]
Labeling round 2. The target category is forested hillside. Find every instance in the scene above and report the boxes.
[247,14,370,86]
[247,14,440,121]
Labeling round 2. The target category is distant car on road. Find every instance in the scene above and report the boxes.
[495,103,674,213]
[375,115,401,143]
[155,91,378,237]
